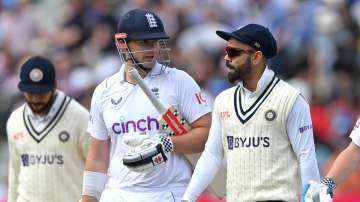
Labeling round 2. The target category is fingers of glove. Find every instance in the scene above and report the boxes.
[123,133,150,147]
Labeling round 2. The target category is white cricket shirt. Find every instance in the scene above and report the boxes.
[88,63,211,191]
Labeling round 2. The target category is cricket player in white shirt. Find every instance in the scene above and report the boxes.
[81,9,211,202]
[301,118,360,202]
[181,24,320,202]
[7,56,90,202]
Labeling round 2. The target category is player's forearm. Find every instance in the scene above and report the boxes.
[84,148,109,173]
[85,137,110,172]
[182,148,222,201]
[85,159,108,173]
[299,148,320,186]
[172,113,211,153]
[326,142,360,185]
[172,126,209,153]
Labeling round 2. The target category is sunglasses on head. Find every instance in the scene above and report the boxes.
[224,46,255,58]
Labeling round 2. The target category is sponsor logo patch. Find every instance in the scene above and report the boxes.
[195,92,206,104]
[299,125,313,133]
[227,136,270,149]
[227,136,234,150]
[220,111,230,119]
[111,97,123,105]
[152,153,164,165]
[112,116,160,134]
[13,132,24,140]
[20,154,64,166]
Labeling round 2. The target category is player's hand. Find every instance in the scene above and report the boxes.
[122,133,174,172]
[301,180,333,202]
[80,195,97,202]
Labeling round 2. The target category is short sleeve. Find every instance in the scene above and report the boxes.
[175,70,212,124]
[87,85,109,140]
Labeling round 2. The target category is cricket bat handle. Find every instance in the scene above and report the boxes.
[128,67,190,136]
[128,67,226,197]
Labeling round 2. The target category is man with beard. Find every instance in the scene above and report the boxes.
[7,56,90,202]
[181,24,320,202]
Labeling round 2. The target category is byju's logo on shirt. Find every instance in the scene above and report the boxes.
[299,125,313,133]
[20,154,64,166]
[227,136,270,150]
[112,116,160,134]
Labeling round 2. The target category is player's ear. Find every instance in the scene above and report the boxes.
[251,51,263,65]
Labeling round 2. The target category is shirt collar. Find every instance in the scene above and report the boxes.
[238,67,275,94]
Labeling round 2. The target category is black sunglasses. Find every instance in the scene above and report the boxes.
[224,46,255,58]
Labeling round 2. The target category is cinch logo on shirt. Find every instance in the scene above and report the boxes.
[20,154,64,166]
[112,116,160,134]
[227,136,270,150]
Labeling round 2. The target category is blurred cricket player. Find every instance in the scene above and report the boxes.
[182,24,320,202]
[7,56,90,202]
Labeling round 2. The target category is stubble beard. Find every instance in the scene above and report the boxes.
[226,57,252,84]
[28,93,56,115]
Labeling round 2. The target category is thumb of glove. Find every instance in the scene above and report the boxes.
[123,133,150,147]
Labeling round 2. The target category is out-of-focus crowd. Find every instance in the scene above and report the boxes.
[0,0,359,201]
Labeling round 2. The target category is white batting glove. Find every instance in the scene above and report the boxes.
[122,133,174,172]
[301,180,334,202]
